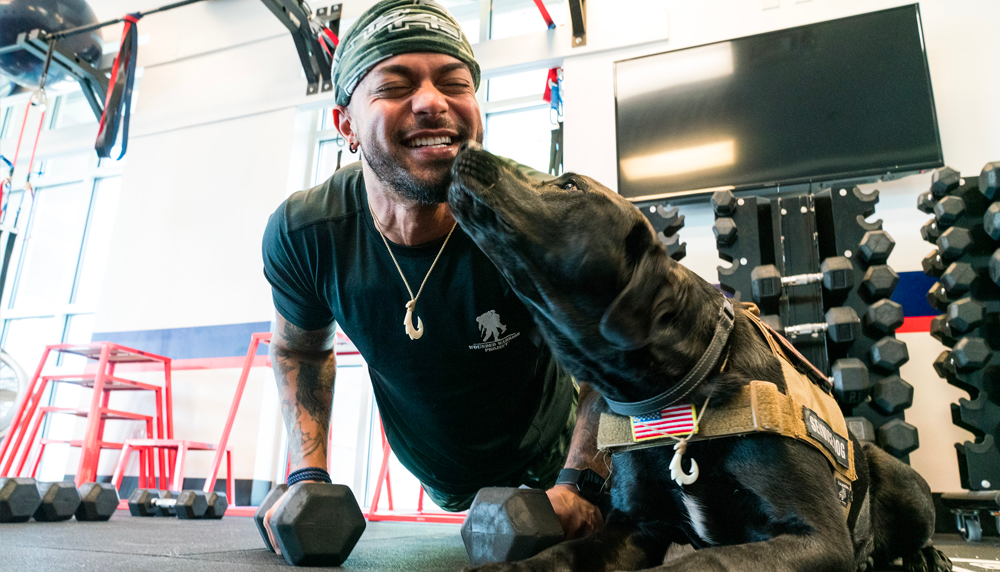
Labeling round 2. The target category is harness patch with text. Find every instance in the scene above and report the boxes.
[803,406,850,468]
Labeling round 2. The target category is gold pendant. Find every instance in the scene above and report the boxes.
[404,300,424,340]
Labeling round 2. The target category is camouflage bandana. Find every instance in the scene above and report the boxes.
[332,0,481,106]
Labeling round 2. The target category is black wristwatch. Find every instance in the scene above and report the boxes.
[555,468,604,505]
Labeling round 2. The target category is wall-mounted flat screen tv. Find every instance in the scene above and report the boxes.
[614,4,943,201]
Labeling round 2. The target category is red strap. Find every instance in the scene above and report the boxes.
[323,27,339,46]
[532,0,555,28]
[542,68,559,103]
[97,14,141,140]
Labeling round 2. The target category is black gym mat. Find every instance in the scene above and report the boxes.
[4,512,1000,571]
[1,511,469,571]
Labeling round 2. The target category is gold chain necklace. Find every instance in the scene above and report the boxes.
[369,203,457,340]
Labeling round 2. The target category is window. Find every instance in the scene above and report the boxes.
[483,68,556,173]
[48,91,97,130]
[0,90,124,373]
[490,0,567,40]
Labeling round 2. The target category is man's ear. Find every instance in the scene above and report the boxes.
[332,104,355,143]
[599,247,673,350]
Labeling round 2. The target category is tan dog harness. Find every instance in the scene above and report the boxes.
[597,304,856,517]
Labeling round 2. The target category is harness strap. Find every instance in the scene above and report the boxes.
[604,296,735,417]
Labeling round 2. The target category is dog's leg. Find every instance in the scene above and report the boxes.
[463,519,674,572]
[630,438,858,572]
[864,443,951,572]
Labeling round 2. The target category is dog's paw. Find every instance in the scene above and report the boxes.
[899,547,953,572]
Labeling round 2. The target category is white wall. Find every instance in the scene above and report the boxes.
[22,0,994,494]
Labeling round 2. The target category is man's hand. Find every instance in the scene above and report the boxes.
[546,484,603,540]
[263,492,286,556]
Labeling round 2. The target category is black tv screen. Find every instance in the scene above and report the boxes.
[614,4,942,201]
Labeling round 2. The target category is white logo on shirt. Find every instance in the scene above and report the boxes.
[470,310,519,351]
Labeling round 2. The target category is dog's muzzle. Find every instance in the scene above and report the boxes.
[453,140,501,189]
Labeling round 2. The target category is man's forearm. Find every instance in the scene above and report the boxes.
[271,344,337,471]
[564,382,609,477]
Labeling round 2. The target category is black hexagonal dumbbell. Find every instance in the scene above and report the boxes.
[871,376,914,415]
[34,481,81,522]
[861,265,899,299]
[711,189,737,216]
[0,477,41,523]
[134,489,208,519]
[991,248,1000,288]
[952,337,993,371]
[922,250,945,277]
[937,227,973,262]
[926,281,949,312]
[75,482,119,521]
[980,161,1000,201]
[917,190,937,214]
[749,258,853,304]
[462,487,565,566]
[870,337,909,372]
[930,166,961,198]
[782,307,860,344]
[864,299,904,334]
[984,203,1000,241]
[205,492,228,519]
[254,483,366,567]
[934,196,966,228]
[846,417,876,442]
[941,262,978,296]
[947,298,985,333]
[858,230,895,266]
[932,351,956,380]
[876,419,919,457]
[920,219,941,244]
[930,314,957,347]
[831,358,870,405]
[713,217,737,247]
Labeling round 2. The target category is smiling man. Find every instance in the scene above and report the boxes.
[260,0,605,549]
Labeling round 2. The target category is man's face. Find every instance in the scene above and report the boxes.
[338,52,484,205]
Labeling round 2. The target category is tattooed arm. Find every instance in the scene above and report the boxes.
[270,310,338,472]
[547,382,609,539]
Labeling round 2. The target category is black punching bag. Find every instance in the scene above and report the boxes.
[0,0,103,89]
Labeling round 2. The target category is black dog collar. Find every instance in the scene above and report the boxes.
[604,296,735,417]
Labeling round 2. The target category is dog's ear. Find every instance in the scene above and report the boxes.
[599,245,673,350]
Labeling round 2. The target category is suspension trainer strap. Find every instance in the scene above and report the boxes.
[95,13,141,159]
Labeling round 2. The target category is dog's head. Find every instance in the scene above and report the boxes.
[448,142,725,404]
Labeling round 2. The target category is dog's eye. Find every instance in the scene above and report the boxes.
[562,182,579,191]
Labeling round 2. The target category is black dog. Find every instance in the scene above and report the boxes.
[447,142,950,572]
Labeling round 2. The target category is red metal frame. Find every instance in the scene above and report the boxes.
[111,438,234,510]
[0,342,173,487]
[366,418,466,524]
[532,0,555,28]
[202,331,362,518]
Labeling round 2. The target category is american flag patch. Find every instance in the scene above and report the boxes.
[630,404,698,442]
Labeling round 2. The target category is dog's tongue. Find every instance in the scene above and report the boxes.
[455,140,500,188]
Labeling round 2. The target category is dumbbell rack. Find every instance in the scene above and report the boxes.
[0,342,173,487]
[918,163,1000,541]
[710,185,918,462]
[637,202,687,262]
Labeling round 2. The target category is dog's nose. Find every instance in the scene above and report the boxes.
[459,140,483,153]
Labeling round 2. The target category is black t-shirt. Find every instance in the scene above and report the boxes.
[262,162,573,493]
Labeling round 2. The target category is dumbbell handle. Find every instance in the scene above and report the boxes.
[151,497,180,508]
[782,322,828,336]
[781,272,824,287]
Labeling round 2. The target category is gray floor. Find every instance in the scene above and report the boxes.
[1,511,469,571]
[3,512,1000,571]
